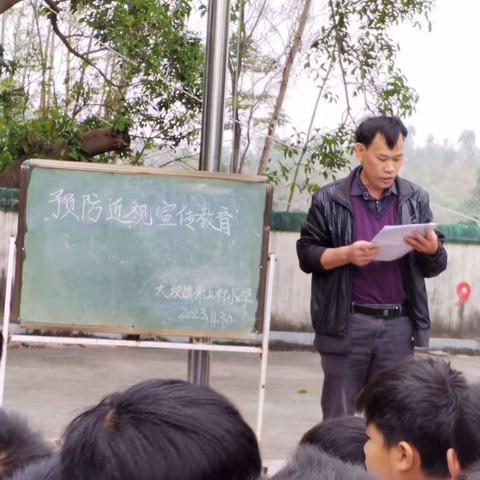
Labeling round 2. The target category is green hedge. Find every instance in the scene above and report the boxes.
[0,188,19,212]
[1,188,479,244]
[271,210,480,245]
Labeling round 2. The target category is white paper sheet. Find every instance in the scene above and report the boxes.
[371,223,436,262]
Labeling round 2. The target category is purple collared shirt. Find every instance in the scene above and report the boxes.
[351,170,406,305]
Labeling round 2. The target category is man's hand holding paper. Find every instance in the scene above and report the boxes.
[371,223,436,261]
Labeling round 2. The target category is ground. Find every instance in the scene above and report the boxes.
[3,345,480,473]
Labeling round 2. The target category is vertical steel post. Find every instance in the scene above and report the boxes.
[198,0,231,172]
[188,0,231,385]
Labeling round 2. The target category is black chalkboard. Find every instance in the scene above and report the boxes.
[14,160,272,338]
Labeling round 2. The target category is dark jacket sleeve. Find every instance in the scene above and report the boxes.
[414,192,448,278]
[296,194,332,274]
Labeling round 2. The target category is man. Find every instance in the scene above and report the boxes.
[296,116,447,418]
[356,358,467,480]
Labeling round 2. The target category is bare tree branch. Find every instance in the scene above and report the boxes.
[329,0,354,124]
[0,0,23,15]
[43,0,121,90]
[257,0,312,175]
[286,59,334,211]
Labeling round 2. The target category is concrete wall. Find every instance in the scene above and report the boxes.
[2,207,479,339]
[270,231,480,339]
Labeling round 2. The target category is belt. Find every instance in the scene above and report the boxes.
[351,303,408,319]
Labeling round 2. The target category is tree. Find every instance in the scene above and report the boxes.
[458,129,478,165]
[225,0,435,210]
[226,0,302,174]
[464,169,480,221]
[280,0,435,210]
[256,0,312,176]
[0,0,204,186]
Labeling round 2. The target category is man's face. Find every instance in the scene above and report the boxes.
[355,133,405,196]
[364,423,398,480]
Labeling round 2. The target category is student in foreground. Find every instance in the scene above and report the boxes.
[456,460,480,480]
[0,408,53,479]
[300,416,367,465]
[356,357,467,480]
[8,455,60,480]
[59,378,262,480]
[447,384,480,478]
[270,445,374,480]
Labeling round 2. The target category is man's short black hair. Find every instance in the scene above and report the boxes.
[8,455,60,480]
[271,445,375,480]
[60,378,261,480]
[452,384,480,469]
[300,416,366,465]
[356,358,467,479]
[0,408,53,479]
[355,116,408,149]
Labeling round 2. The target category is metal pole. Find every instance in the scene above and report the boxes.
[256,254,276,440]
[198,0,231,172]
[189,0,231,385]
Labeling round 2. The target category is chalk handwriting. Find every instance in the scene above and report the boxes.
[124,202,153,226]
[154,283,252,327]
[48,190,80,221]
[81,194,102,223]
[154,284,252,306]
[179,307,234,329]
[47,191,234,235]
[105,199,132,225]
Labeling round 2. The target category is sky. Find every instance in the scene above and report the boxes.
[284,0,480,146]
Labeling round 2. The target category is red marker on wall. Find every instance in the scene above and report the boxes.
[455,282,471,305]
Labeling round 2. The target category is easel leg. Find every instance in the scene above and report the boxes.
[256,253,276,441]
[0,236,16,406]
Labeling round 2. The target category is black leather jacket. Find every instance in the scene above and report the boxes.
[296,167,447,354]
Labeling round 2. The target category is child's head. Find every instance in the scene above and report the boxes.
[60,378,262,480]
[271,444,375,480]
[0,408,53,479]
[456,460,480,480]
[300,416,367,465]
[447,384,480,477]
[356,358,467,480]
[8,455,60,480]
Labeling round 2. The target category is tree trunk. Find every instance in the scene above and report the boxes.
[0,0,23,14]
[1,8,7,43]
[256,0,312,175]
[0,128,130,188]
[31,1,47,111]
[64,9,72,110]
[46,23,56,109]
[230,0,245,173]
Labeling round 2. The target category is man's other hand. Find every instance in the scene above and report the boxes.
[348,241,380,267]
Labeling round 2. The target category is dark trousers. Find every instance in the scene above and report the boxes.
[320,312,414,418]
